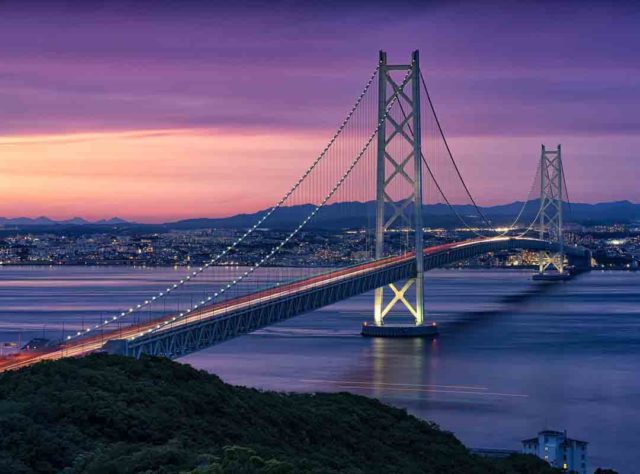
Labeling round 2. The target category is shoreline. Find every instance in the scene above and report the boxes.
[0,262,636,272]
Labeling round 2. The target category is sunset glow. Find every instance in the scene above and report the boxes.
[0,2,638,221]
[0,128,326,222]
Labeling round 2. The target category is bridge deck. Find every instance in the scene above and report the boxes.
[0,237,590,370]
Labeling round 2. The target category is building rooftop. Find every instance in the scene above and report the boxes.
[522,430,588,445]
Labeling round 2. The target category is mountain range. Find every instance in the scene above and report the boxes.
[167,199,640,230]
[1,200,638,232]
[0,216,129,227]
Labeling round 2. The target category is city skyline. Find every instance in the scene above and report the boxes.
[1,1,638,222]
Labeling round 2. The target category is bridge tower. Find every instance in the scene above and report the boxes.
[537,144,565,275]
[363,50,435,337]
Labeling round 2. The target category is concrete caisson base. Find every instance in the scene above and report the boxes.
[361,323,439,338]
[532,273,572,282]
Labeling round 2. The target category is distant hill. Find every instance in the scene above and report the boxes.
[1,200,638,234]
[0,354,561,473]
[94,217,130,225]
[0,216,130,227]
[485,199,640,223]
[167,199,640,230]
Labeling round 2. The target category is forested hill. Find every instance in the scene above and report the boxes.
[0,355,561,474]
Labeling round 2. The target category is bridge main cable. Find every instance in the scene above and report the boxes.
[64,66,381,343]
[130,69,415,341]
[420,71,494,229]
[418,71,545,238]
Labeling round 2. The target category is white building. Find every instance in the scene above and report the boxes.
[522,430,588,474]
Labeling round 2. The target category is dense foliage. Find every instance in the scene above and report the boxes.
[0,355,561,473]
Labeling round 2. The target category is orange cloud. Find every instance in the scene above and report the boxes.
[0,128,326,222]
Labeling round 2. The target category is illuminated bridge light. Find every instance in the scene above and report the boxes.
[20,65,588,369]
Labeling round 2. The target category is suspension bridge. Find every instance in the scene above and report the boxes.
[0,51,591,372]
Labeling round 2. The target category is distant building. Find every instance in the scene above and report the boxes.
[522,430,588,474]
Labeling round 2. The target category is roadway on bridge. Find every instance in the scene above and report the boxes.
[0,237,570,372]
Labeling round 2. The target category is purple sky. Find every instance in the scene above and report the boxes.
[0,1,638,220]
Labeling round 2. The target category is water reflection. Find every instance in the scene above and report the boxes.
[0,266,638,471]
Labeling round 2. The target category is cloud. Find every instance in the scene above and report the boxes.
[0,1,637,218]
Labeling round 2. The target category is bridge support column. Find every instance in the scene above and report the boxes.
[365,50,435,337]
[536,144,567,278]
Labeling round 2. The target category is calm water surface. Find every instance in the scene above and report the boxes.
[0,266,638,472]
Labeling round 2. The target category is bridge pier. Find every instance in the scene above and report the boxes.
[365,50,437,337]
[361,322,438,338]
[532,272,572,282]
[535,144,567,280]
[531,145,592,280]
[532,251,592,281]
